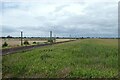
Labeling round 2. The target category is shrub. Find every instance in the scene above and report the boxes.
[24,40,29,45]
[33,41,36,44]
[48,39,53,43]
[37,42,40,45]
[2,42,8,47]
[44,42,48,44]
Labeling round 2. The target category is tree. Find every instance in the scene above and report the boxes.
[7,35,12,38]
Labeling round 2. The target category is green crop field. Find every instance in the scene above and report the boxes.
[2,39,118,78]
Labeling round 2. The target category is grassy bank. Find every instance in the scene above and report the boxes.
[2,39,118,78]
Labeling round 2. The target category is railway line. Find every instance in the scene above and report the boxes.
[1,40,76,55]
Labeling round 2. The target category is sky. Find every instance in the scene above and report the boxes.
[0,0,119,37]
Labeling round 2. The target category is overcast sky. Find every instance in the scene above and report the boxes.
[0,0,118,37]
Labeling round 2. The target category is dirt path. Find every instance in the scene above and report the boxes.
[1,40,76,55]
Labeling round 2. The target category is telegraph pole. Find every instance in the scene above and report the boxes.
[49,31,53,43]
[54,34,56,42]
[69,34,71,40]
[21,31,23,46]
[54,26,56,42]
[50,31,52,40]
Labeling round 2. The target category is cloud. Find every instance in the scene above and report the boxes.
[1,0,118,37]
[2,25,19,33]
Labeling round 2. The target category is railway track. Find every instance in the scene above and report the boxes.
[1,40,76,55]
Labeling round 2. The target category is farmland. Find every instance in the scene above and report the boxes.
[1,38,72,49]
[2,39,118,78]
